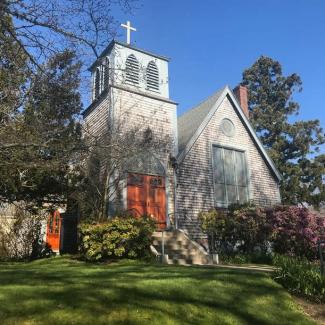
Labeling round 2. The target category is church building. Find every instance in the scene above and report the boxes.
[82,22,282,244]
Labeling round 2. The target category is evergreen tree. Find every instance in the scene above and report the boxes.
[0,15,29,127]
[241,56,324,208]
[0,50,83,206]
[0,15,30,203]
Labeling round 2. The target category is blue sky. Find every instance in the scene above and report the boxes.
[113,0,325,131]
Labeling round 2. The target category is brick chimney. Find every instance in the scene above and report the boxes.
[233,85,249,119]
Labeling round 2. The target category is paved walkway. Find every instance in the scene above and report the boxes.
[184,263,276,272]
[212,264,275,273]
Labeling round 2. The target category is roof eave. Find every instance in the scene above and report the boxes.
[176,86,228,163]
[226,86,283,181]
[88,40,170,71]
[177,85,282,182]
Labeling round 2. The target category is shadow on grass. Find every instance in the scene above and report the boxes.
[0,257,316,325]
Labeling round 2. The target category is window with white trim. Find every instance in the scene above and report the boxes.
[146,61,159,91]
[125,54,139,85]
[212,146,249,206]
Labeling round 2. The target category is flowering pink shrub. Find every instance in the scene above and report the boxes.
[268,206,325,260]
[199,204,325,260]
[231,205,272,254]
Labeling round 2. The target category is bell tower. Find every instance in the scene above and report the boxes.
[83,26,178,222]
[88,40,172,103]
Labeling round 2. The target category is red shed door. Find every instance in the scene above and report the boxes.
[127,173,166,229]
[46,211,61,250]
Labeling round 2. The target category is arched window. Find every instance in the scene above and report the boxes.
[125,54,139,85]
[94,67,100,98]
[146,61,159,91]
[103,57,109,90]
[124,151,165,176]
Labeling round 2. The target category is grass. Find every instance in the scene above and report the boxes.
[0,256,317,325]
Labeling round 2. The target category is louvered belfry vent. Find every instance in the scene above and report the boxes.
[146,61,159,91]
[125,54,139,85]
[94,68,100,98]
[103,57,109,90]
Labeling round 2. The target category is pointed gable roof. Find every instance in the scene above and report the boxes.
[177,87,226,153]
[177,85,282,181]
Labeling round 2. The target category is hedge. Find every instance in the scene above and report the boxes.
[79,216,156,261]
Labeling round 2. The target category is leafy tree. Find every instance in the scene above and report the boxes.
[0,1,140,211]
[0,50,83,206]
[0,15,29,128]
[0,2,136,209]
[241,56,324,208]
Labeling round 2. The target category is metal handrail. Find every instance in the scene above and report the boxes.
[168,210,194,230]
[318,240,325,276]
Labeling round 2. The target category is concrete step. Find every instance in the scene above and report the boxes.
[168,258,188,265]
[152,229,211,265]
[152,241,199,252]
[154,249,196,258]
[152,246,204,257]
[152,233,186,241]
[167,255,210,265]
[153,240,206,253]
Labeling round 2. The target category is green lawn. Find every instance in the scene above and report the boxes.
[0,257,316,325]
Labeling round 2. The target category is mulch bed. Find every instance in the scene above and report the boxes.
[295,297,325,325]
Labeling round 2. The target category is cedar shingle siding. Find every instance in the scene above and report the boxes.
[177,95,281,241]
[110,87,177,216]
[84,86,177,218]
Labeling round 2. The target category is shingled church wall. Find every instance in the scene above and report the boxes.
[177,95,281,243]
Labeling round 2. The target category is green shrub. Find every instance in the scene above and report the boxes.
[199,208,233,255]
[273,255,325,303]
[230,204,271,254]
[79,216,156,261]
[220,253,273,265]
[199,203,271,257]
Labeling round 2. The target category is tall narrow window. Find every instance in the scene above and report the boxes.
[125,54,139,85]
[146,61,159,91]
[94,67,100,98]
[103,57,109,90]
[212,146,249,206]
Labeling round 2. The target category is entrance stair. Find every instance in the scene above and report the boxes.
[151,229,211,265]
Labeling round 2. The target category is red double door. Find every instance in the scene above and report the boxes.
[127,173,166,229]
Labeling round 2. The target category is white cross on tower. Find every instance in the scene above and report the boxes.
[121,20,136,45]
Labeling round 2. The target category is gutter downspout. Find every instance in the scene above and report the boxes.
[173,166,178,229]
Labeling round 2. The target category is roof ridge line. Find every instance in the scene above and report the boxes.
[178,85,227,119]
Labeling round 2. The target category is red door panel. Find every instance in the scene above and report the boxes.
[127,173,166,229]
[127,174,147,216]
[147,176,166,229]
[46,211,61,250]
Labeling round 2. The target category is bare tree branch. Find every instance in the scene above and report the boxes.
[1,0,135,68]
